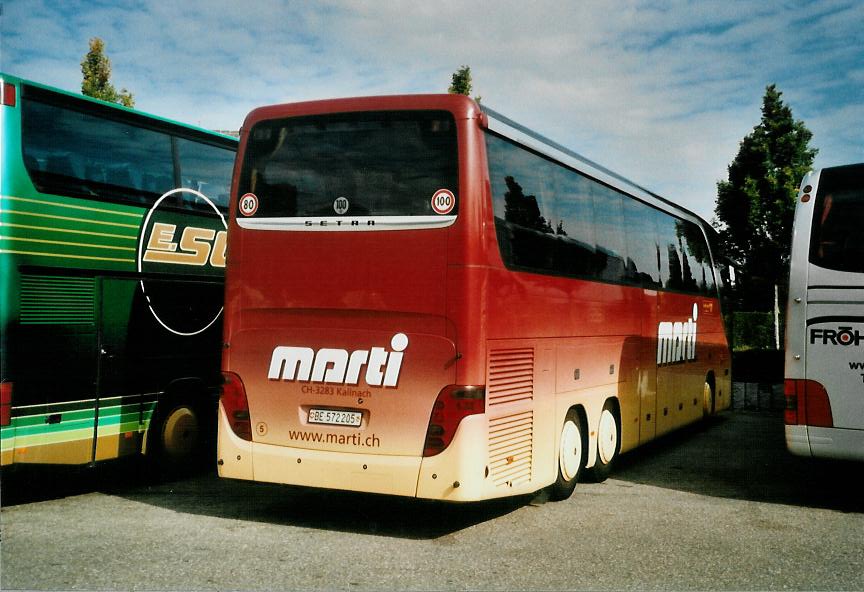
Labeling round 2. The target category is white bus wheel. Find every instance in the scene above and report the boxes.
[550,409,584,501]
[587,402,619,483]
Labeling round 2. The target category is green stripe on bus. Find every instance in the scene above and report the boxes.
[10,407,97,429]
[0,403,155,445]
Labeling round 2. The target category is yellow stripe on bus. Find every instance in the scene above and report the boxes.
[0,235,136,252]
[3,195,144,219]
[0,249,135,263]
[0,210,140,229]
[0,222,138,240]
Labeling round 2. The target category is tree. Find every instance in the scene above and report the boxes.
[81,37,134,108]
[448,65,473,96]
[447,65,481,102]
[713,84,817,309]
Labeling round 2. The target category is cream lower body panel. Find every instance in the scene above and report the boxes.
[217,405,546,501]
[786,424,864,461]
[252,444,422,497]
[217,403,255,481]
[217,403,420,496]
[417,414,545,501]
[785,425,812,457]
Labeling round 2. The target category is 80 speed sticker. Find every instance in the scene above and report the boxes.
[239,193,259,217]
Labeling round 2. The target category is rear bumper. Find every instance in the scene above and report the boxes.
[217,405,542,501]
[785,425,812,457]
[252,442,421,498]
[786,424,864,461]
[217,403,420,496]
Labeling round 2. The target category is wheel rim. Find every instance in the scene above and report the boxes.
[559,420,582,481]
[161,406,199,458]
[597,408,618,465]
[703,382,714,415]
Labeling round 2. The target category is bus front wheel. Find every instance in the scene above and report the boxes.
[550,408,585,501]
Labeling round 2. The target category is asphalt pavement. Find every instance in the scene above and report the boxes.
[2,409,863,591]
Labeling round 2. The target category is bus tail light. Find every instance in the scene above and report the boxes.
[784,379,833,427]
[423,385,485,457]
[1,382,12,426]
[784,380,798,425]
[1,82,16,107]
[220,372,252,441]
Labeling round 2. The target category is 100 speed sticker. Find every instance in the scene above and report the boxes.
[431,189,455,215]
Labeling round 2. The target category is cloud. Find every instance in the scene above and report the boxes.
[4,0,860,220]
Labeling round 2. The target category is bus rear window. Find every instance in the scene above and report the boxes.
[809,164,864,273]
[238,111,458,219]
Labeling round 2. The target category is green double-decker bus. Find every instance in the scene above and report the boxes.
[0,74,237,469]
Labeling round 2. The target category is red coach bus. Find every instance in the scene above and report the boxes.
[217,95,731,501]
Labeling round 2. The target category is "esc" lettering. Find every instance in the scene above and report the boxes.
[143,222,227,267]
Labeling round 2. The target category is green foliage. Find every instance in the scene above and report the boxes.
[448,65,473,96]
[713,85,816,308]
[732,311,778,351]
[81,37,135,108]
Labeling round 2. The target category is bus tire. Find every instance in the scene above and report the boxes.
[147,400,204,475]
[586,400,620,483]
[160,404,200,460]
[550,408,585,501]
[703,375,716,417]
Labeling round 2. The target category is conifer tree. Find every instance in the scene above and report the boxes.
[448,65,473,96]
[81,37,134,108]
[714,84,817,307]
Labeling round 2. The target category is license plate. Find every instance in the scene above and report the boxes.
[308,408,362,427]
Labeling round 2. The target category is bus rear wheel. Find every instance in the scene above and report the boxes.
[550,409,585,501]
[147,401,204,476]
[586,402,620,483]
[703,379,715,417]
[160,405,200,461]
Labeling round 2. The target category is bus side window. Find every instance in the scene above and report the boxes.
[106,166,132,188]
[85,164,106,184]
[47,154,77,179]
[142,174,173,196]
[23,154,41,173]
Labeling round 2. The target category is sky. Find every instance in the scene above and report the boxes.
[2,0,862,221]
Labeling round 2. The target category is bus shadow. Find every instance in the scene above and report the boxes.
[113,475,534,540]
[0,459,208,507]
[1,462,534,540]
[611,410,864,513]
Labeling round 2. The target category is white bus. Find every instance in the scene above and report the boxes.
[785,163,864,460]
